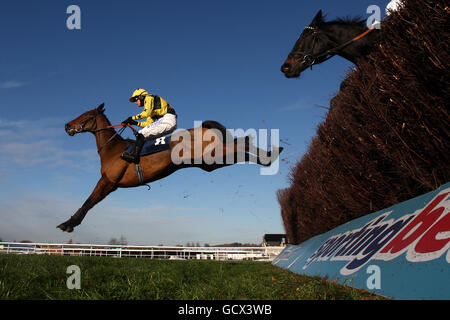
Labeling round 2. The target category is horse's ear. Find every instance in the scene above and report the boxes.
[97,103,105,113]
[311,10,323,27]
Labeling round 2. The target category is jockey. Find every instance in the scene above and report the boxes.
[121,88,177,164]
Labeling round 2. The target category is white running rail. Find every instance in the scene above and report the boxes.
[0,242,284,261]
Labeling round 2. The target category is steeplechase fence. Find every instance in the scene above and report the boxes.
[273,182,450,299]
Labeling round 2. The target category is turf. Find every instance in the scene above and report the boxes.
[0,254,387,300]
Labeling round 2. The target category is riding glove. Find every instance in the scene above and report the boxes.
[122,117,138,126]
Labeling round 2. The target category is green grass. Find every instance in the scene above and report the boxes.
[0,254,387,300]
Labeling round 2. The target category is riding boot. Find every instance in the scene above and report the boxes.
[121,133,146,164]
[132,133,146,164]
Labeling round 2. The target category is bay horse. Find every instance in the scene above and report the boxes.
[281,10,380,78]
[57,104,283,232]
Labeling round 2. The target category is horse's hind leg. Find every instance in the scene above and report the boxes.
[57,174,117,232]
[233,137,284,166]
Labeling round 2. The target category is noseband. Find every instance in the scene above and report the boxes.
[70,113,98,135]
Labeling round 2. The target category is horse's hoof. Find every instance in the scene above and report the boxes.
[57,223,74,233]
[266,147,284,158]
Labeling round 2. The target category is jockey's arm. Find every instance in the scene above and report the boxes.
[132,96,154,127]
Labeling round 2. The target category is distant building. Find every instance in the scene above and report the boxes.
[262,234,287,247]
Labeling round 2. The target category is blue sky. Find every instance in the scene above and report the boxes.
[0,0,389,245]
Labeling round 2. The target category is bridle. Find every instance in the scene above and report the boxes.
[288,26,376,69]
[73,112,133,153]
[288,26,321,68]
[72,113,98,134]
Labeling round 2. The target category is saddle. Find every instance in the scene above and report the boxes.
[123,135,172,188]
[124,135,171,157]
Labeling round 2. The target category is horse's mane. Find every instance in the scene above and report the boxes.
[318,13,366,27]
[97,110,125,141]
[333,16,365,25]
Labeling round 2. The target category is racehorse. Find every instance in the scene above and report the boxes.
[281,10,380,78]
[58,104,283,232]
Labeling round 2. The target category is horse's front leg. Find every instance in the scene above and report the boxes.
[57,174,117,232]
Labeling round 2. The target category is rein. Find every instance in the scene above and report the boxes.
[74,113,151,190]
[78,113,137,153]
[290,27,376,68]
[95,124,137,154]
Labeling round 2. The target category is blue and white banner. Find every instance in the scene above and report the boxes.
[273,182,450,299]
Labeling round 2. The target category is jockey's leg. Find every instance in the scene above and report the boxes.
[132,133,146,164]
[121,133,145,164]
[139,114,177,141]
[121,114,177,164]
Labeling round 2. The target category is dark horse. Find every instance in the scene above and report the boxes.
[281,10,380,78]
[58,104,283,232]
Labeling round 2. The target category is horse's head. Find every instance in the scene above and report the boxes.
[281,10,336,78]
[65,103,105,136]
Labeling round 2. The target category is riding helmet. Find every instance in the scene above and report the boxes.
[129,88,149,106]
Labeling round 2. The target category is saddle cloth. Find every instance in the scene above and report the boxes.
[124,135,171,157]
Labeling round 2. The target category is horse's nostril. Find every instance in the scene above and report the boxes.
[281,63,291,73]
